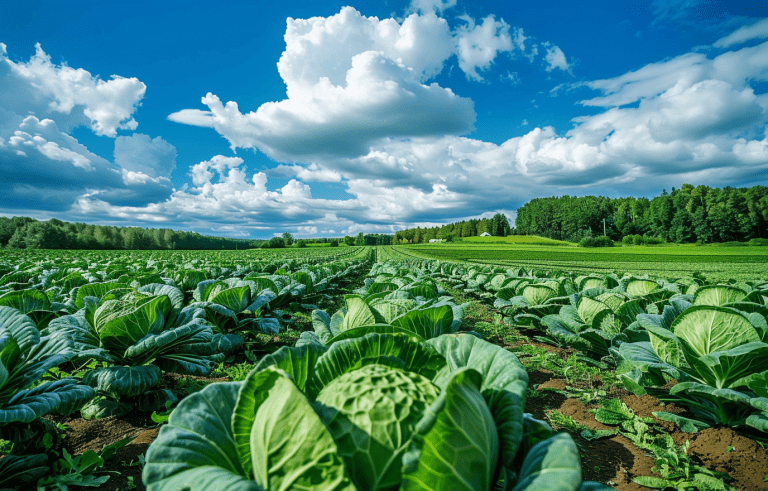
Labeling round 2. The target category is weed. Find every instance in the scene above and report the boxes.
[546,409,617,441]
[211,362,258,381]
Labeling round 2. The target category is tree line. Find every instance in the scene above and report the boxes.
[393,213,512,244]
[0,217,397,250]
[0,217,260,250]
[342,233,394,246]
[515,184,768,243]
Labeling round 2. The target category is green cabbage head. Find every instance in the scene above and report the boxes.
[143,333,608,491]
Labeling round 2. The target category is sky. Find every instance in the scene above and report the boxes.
[1,0,767,238]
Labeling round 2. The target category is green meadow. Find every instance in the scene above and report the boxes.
[402,241,768,282]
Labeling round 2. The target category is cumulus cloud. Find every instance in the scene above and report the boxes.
[455,15,514,81]
[168,6,556,161]
[114,133,177,178]
[270,163,342,182]
[9,119,94,171]
[0,43,145,137]
[543,42,570,73]
[70,155,329,228]
[0,43,170,215]
[170,58,474,159]
[0,115,173,212]
[190,155,244,186]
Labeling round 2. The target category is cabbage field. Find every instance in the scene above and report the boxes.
[1,244,767,490]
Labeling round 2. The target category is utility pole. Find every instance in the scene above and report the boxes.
[603,219,606,237]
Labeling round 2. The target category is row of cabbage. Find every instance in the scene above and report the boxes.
[391,254,768,439]
[0,248,373,489]
[142,259,608,491]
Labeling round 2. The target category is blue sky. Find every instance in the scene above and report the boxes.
[1,0,766,238]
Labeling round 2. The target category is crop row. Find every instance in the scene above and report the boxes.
[141,257,608,490]
[0,247,373,489]
[382,245,768,443]
[399,243,768,282]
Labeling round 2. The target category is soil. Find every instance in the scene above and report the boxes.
[93,427,158,491]
[686,427,768,491]
[531,373,768,490]
[41,370,229,491]
[42,411,155,491]
[514,336,768,490]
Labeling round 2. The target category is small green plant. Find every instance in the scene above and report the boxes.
[124,453,145,470]
[527,386,545,399]
[211,362,258,381]
[592,401,736,490]
[546,409,617,441]
[37,437,131,490]
[0,438,13,454]
[151,401,175,424]
[173,376,209,396]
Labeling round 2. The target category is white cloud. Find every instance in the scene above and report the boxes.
[5,116,104,174]
[543,42,570,73]
[580,52,707,107]
[279,7,454,87]
[714,18,768,48]
[168,6,551,161]
[114,133,177,178]
[0,115,174,212]
[409,0,457,14]
[170,55,475,159]
[190,155,244,186]
[270,163,342,182]
[8,118,94,171]
[0,44,169,214]
[279,179,312,199]
[455,15,514,81]
[0,43,145,137]
[581,41,768,108]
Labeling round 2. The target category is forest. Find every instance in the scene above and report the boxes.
[515,183,768,243]
[394,212,512,243]
[0,217,259,250]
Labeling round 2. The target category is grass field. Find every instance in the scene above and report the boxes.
[459,235,572,245]
[399,242,768,282]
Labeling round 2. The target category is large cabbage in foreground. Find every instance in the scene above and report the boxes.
[143,332,608,491]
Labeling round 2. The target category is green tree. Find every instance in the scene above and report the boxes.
[282,232,294,247]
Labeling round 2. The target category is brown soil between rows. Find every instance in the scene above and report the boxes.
[43,412,154,491]
[529,370,768,490]
[44,371,230,491]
